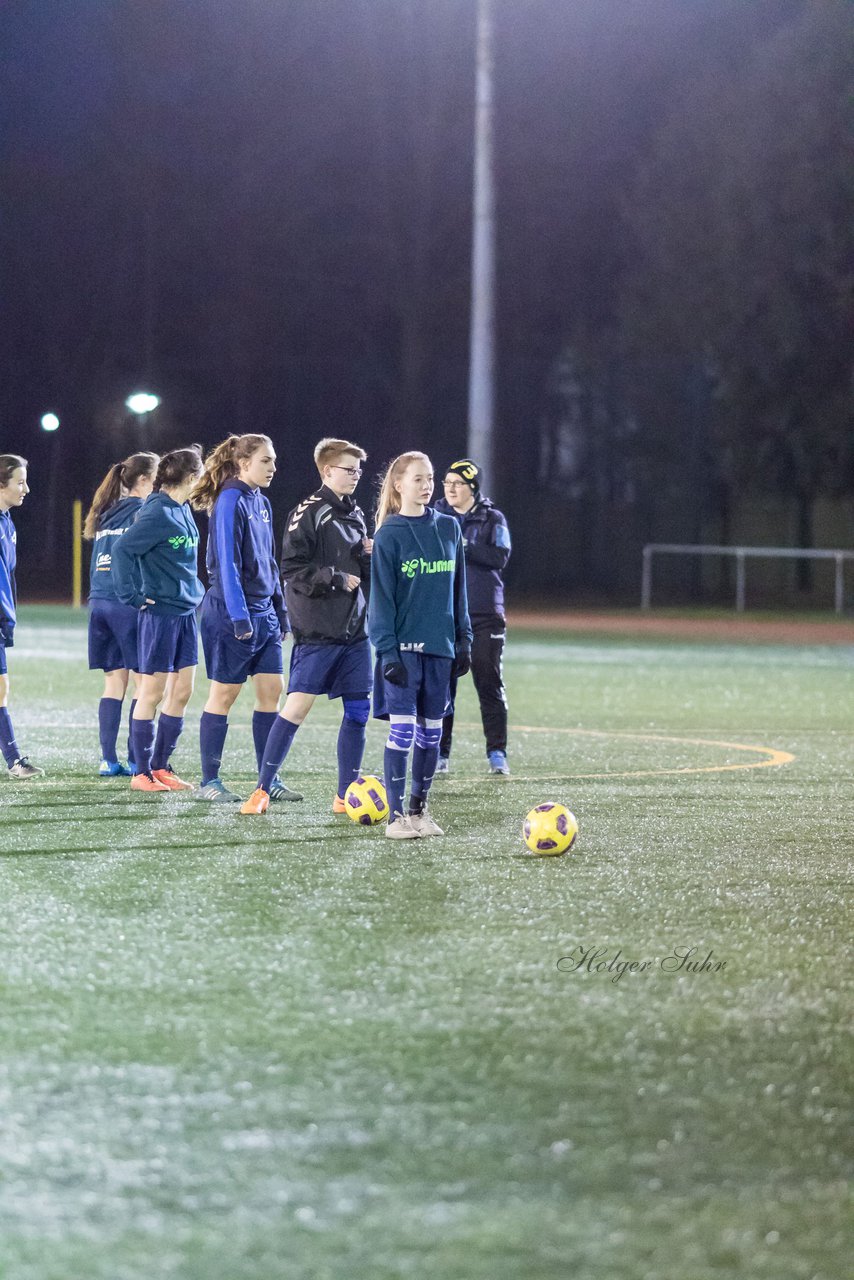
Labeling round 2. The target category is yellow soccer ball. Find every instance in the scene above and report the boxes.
[522,803,578,855]
[344,775,389,825]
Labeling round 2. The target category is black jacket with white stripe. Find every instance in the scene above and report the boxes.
[280,485,371,645]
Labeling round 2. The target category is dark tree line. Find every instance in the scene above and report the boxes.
[2,0,851,600]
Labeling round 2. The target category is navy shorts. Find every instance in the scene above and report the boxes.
[88,598,140,672]
[0,643,7,676]
[137,610,198,675]
[200,593,284,684]
[372,652,453,721]
[288,638,372,699]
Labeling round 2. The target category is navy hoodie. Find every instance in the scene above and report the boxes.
[434,495,511,618]
[0,509,18,645]
[369,510,472,662]
[206,479,287,636]
[112,491,204,616]
[89,496,145,602]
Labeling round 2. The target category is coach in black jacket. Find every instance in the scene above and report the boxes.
[434,458,511,775]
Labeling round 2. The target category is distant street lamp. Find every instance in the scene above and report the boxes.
[125,392,161,415]
[40,411,62,571]
[125,391,161,449]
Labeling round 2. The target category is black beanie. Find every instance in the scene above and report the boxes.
[446,458,481,496]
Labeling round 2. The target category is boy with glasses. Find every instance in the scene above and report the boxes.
[435,458,511,775]
[241,439,372,814]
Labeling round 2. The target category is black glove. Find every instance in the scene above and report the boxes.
[0,624,13,648]
[452,647,471,678]
[382,659,408,687]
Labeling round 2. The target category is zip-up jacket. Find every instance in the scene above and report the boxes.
[368,510,472,662]
[206,479,288,637]
[89,496,145,601]
[112,491,204,616]
[281,485,370,645]
[0,509,18,646]
[434,496,511,619]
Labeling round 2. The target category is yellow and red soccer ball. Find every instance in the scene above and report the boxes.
[522,802,578,855]
[344,775,389,825]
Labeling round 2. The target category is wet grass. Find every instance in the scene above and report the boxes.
[0,607,851,1279]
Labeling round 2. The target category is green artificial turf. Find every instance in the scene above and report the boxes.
[0,607,851,1280]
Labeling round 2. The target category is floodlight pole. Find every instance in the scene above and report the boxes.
[467,0,496,491]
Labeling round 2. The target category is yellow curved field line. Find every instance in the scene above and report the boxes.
[453,722,795,782]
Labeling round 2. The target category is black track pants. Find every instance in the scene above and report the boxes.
[441,618,508,757]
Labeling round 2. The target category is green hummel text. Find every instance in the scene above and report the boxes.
[168,535,200,550]
[400,557,454,579]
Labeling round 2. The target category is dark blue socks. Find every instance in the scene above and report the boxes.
[410,723,442,809]
[98,696,123,763]
[0,707,20,767]
[258,716,299,793]
[152,713,184,772]
[199,711,229,785]
[127,698,137,767]
[131,718,156,777]
[337,715,366,800]
[252,711,279,772]
[383,745,409,818]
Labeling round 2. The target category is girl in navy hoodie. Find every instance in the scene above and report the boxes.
[190,433,292,803]
[0,453,43,779]
[83,452,159,776]
[112,447,205,792]
[369,451,472,839]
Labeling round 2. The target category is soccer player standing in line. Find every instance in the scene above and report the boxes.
[241,438,371,815]
[368,451,472,839]
[434,458,512,775]
[112,447,205,792]
[83,452,159,776]
[0,454,43,778]
[190,433,296,804]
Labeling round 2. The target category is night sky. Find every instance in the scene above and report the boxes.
[2,0,849,600]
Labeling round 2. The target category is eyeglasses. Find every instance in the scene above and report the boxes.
[443,480,468,490]
[331,465,362,478]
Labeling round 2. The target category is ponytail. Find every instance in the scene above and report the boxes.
[374,451,430,530]
[83,451,159,539]
[190,433,273,512]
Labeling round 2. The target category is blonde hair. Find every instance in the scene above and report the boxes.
[190,433,273,512]
[374,452,431,530]
[314,437,366,478]
[83,452,159,539]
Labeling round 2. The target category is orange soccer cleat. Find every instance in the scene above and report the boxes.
[130,772,169,792]
[151,768,193,791]
[332,794,347,814]
[240,787,270,815]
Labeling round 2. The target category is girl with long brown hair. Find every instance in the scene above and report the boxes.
[190,434,292,802]
[112,447,205,791]
[84,452,159,774]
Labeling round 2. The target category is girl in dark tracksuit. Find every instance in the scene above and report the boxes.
[83,451,159,775]
[0,453,42,778]
[190,433,291,804]
[112,447,205,792]
[369,451,472,839]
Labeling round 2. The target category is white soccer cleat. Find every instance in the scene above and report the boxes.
[385,813,421,840]
[408,810,444,837]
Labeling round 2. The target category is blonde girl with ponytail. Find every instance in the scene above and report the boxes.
[367,451,472,838]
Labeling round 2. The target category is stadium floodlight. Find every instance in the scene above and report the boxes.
[40,412,60,432]
[125,392,161,415]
